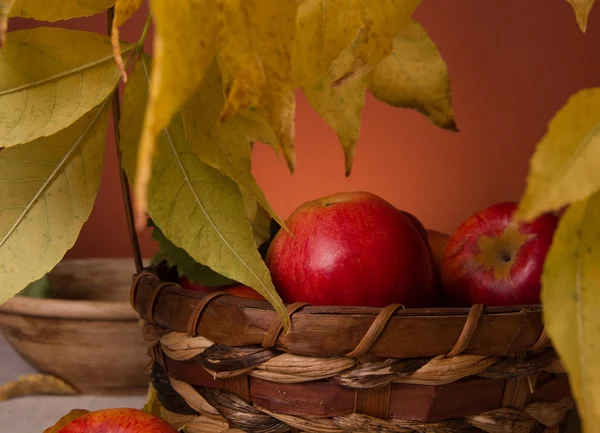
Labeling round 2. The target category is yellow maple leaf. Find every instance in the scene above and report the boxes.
[111,0,144,81]
[43,410,90,433]
[217,0,298,171]
[541,191,600,433]
[517,87,600,221]
[0,0,15,47]
[0,373,77,401]
[303,43,367,176]
[134,0,217,229]
[334,0,422,86]
[214,0,265,121]
[292,0,362,86]
[566,0,597,33]
[367,19,456,130]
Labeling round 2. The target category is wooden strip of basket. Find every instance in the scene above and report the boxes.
[131,271,546,359]
[150,362,573,433]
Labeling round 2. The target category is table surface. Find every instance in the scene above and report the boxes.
[0,336,146,432]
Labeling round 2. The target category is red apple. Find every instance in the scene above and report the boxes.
[56,408,177,433]
[400,211,445,295]
[426,229,450,272]
[179,277,265,301]
[224,284,265,300]
[441,202,558,307]
[265,191,437,307]
[400,210,429,243]
[178,275,214,292]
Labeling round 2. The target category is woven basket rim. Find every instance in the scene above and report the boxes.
[130,265,548,359]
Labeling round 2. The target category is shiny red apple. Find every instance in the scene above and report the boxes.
[265,191,437,307]
[56,408,177,433]
[426,229,450,273]
[178,275,214,292]
[400,210,445,295]
[441,202,558,307]
[179,276,265,300]
[224,284,265,300]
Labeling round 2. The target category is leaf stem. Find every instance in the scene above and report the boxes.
[135,11,153,52]
[108,6,144,273]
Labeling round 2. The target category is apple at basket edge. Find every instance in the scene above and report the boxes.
[440,202,559,307]
[265,191,438,308]
[55,409,177,433]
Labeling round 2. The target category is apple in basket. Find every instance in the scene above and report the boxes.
[441,202,559,306]
[265,191,437,307]
[47,408,177,433]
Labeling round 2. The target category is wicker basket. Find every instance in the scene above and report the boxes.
[130,261,573,433]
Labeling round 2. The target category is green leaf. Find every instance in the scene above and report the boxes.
[292,0,362,85]
[566,0,597,33]
[0,100,109,305]
[121,54,289,330]
[17,274,52,298]
[9,0,115,20]
[240,187,271,248]
[541,191,600,433]
[149,220,235,287]
[303,43,367,176]
[0,27,130,149]
[180,61,287,232]
[367,19,456,131]
[517,87,600,221]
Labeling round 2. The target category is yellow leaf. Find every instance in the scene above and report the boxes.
[0,373,77,401]
[541,191,600,433]
[214,0,265,121]
[0,27,129,149]
[566,0,597,32]
[111,0,144,81]
[121,54,290,331]
[232,0,298,173]
[8,0,114,21]
[0,99,109,305]
[517,87,600,221]
[0,0,15,47]
[181,60,287,232]
[234,111,281,155]
[334,0,422,85]
[303,45,367,176]
[367,19,456,131]
[134,0,217,230]
[142,383,163,418]
[292,0,362,85]
[44,409,90,433]
[218,63,281,154]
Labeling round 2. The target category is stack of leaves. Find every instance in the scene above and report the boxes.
[0,0,456,330]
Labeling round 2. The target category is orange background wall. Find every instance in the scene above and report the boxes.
[11,0,600,259]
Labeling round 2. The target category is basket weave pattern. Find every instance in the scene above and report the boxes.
[131,265,573,433]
